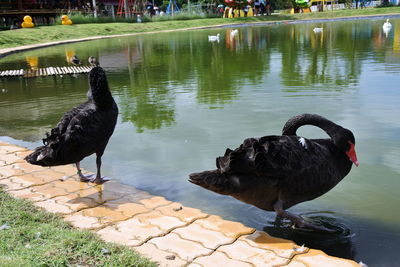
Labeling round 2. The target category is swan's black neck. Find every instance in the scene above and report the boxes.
[282,114,341,139]
[88,66,114,110]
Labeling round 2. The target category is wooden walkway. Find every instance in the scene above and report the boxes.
[0,65,92,78]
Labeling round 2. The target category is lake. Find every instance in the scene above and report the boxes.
[1,17,399,266]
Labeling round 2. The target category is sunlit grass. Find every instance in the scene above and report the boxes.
[0,187,156,266]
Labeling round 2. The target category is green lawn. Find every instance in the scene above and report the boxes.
[0,6,399,50]
[0,187,156,267]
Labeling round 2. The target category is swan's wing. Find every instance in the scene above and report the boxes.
[217,135,330,180]
[42,101,88,145]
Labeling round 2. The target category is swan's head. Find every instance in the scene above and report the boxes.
[333,128,359,166]
[386,19,390,23]
[89,66,109,92]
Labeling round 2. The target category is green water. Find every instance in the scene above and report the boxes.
[1,18,400,265]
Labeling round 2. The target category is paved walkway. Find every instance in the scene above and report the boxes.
[0,141,361,267]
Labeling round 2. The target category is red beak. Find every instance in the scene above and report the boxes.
[346,142,359,167]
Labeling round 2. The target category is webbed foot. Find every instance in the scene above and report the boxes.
[78,173,96,183]
[90,176,111,184]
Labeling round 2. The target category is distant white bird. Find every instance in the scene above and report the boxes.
[230,29,239,37]
[208,33,220,42]
[383,19,392,32]
[313,27,323,33]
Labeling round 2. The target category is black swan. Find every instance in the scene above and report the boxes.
[25,65,118,184]
[189,114,359,231]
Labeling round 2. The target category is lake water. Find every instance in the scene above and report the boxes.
[1,17,400,266]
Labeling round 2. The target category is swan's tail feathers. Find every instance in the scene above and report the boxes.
[189,170,242,195]
[24,146,60,166]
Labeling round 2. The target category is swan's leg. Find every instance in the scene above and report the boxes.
[90,153,110,184]
[273,200,332,232]
[76,162,94,182]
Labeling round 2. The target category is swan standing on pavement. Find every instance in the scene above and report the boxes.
[25,64,118,184]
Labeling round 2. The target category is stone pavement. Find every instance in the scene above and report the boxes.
[0,141,361,267]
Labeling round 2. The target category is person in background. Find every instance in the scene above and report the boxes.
[265,0,271,15]
[254,0,260,15]
[260,0,266,15]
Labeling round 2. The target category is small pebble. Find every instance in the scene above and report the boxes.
[165,255,175,260]
[173,206,183,212]
[101,248,111,255]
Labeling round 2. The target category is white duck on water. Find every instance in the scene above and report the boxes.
[383,19,392,31]
[208,33,220,42]
[230,29,239,38]
[313,27,323,33]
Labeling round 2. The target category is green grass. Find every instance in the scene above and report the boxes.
[0,187,156,267]
[0,6,399,50]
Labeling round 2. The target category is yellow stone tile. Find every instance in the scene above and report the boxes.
[15,150,32,159]
[293,249,360,267]
[195,215,255,239]
[239,230,307,259]
[0,178,29,191]
[64,214,101,229]
[105,201,150,218]
[135,210,186,231]
[35,199,73,214]
[49,179,96,192]
[72,182,150,205]
[0,145,28,154]
[173,223,234,250]
[12,162,47,172]
[65,202,148,229]
[149,233,212,261]
[29,184,71,199]
[284,261,308,267]
[50,164,78,176]
[30,169,65,183]
[0,165,27,179]
[97,218,164,247]
[50,195,100,213]
[9,172,60,188]
[139,196,172,209]
[134,243,187,267]
[0,153,25,165]
[7,187,46,202]
[217,240,288,266]
[96,226,144,246]
[192,251,253,267]
[156,202,208,223]
[65,186,120,204]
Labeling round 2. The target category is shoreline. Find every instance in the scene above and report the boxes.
[0,141,361,266]
[1,12,400,59]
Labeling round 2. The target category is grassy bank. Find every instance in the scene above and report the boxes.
[0,187,156,267]
[0,6,399,50]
